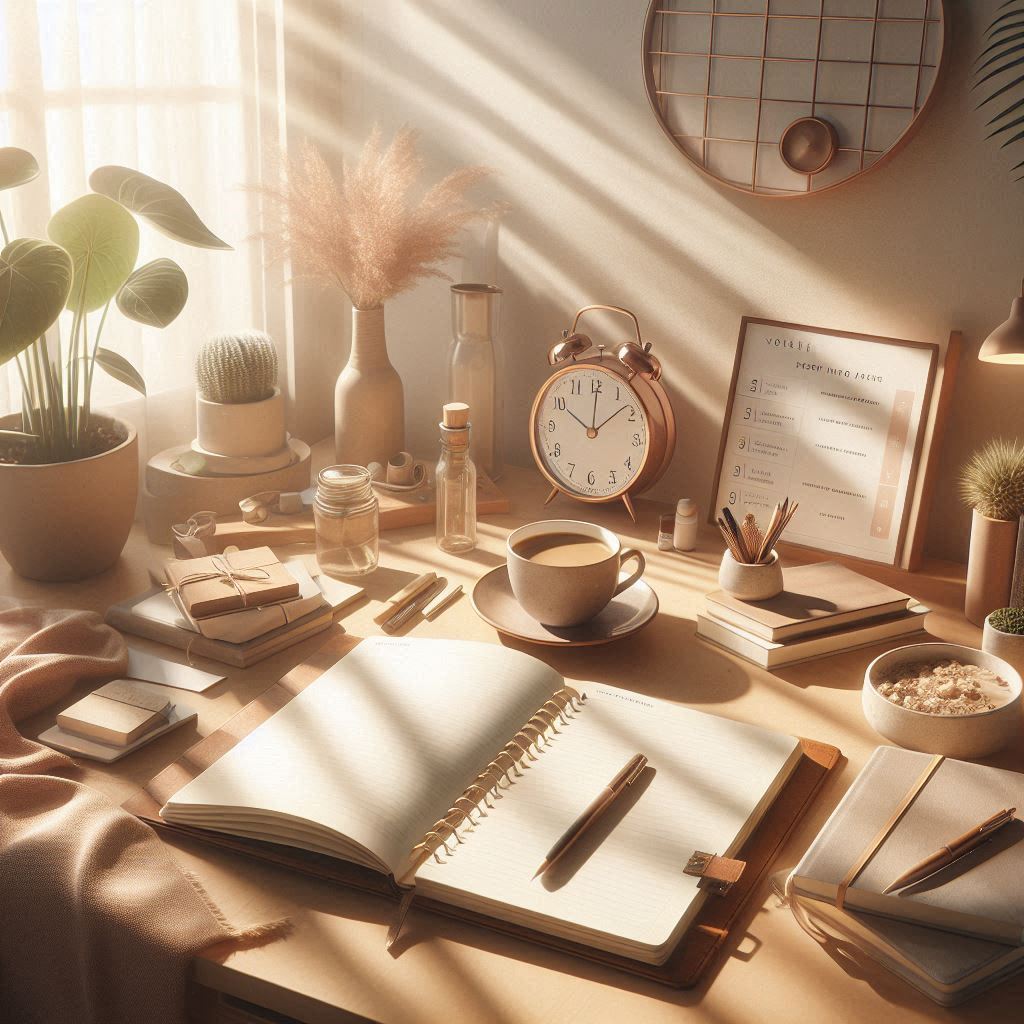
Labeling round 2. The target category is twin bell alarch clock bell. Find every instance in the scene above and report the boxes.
[529,305,676,521]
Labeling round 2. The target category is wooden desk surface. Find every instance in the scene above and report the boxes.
[8,462,1021,1024]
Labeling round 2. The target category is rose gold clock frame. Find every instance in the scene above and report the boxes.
[529,305,676,522]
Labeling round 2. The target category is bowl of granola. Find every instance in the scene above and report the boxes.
[863,643,1022,758]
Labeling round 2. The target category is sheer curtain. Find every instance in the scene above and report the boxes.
[0,0,267,459]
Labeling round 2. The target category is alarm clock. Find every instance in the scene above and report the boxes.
[529,305,676,521]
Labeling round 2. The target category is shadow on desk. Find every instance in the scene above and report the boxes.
[495,610,752,706]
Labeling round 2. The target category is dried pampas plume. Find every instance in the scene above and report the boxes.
[252,127,494,310]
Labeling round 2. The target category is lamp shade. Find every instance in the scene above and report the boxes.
[980,289,1024,365]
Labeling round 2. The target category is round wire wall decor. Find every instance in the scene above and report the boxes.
[642,1,946,197]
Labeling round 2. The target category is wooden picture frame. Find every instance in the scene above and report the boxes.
[710,318,957,569]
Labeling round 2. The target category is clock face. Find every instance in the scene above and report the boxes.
[533,365,649,499]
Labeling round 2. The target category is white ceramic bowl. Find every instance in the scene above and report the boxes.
[863,643,1023,759]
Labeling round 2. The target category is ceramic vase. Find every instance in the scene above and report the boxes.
[982,615,1024,678]
[965,510,1018,626]
[718,549,784,601]
[0,412,138,581]
[334,305,404,468]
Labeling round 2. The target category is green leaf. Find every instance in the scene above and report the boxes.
[116,258,188,328]
[47,194,140,313]
[0,238,74,365]
[0,148,39,192]
[89,165,232,250]
[95,347,146,395]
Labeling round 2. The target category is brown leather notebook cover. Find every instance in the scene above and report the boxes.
[125,634,840,988]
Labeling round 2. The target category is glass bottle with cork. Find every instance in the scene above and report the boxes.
[435,401,477,553]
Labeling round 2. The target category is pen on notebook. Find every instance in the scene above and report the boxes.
[372,572,438,626]
[882,807,1017,895]
[533,752,648,880]
[423,584,463,621]
[383,578,447,633]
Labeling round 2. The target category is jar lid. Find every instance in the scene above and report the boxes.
[676,498,696,516]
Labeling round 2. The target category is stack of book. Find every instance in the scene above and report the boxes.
[107,551,364,667]
[697,561,928,668]
[788,747,1024,1005]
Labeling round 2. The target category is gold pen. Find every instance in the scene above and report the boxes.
[533,753,648,880]
[882,807,1017,894]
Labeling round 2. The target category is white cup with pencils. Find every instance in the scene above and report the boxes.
[716,500,798,602]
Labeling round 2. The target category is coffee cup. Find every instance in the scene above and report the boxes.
[506,519,646,627]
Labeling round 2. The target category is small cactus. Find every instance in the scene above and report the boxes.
[959,438,1024,522]
[990,607,1024,636]
[196,330,278,404]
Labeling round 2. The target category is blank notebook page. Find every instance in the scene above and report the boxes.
[414,684,801,961]
[163,638,561,876]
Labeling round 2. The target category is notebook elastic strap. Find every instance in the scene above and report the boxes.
[835,753,944,911]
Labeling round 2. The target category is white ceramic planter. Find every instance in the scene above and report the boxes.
[983,616,1024,678]
[718,549,783,601]
[335,305,405,468]
[0,412,138,581]
[196,387,286,458]
[863,642,1023,759]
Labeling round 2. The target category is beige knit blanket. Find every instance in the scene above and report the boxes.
[0,606,285,1024]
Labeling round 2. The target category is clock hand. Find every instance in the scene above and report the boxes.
[591,392,599,429]
[565,407,589,431]
[595,404,629,431]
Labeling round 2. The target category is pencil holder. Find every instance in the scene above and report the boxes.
[718,549,783,601]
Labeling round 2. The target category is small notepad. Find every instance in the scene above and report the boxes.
[58,680,171,746]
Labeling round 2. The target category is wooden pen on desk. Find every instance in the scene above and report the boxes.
[882,807,1017,894]
[533,753,648,880]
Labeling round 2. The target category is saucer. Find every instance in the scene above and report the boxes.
[471,564,658,647]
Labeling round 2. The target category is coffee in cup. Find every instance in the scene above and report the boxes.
[506,520,646,627]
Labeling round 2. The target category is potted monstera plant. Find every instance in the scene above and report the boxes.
[0,147,230,580]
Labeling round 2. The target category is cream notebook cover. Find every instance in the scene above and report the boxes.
[791,747,1024,946]
[162,638,801,965]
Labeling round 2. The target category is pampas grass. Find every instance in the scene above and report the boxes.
[960,438,1024,521]
[253,127,491,310]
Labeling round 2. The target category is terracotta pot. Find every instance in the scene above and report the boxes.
[0,412,138,581]
[965,510,1018,626]
[334,305,405,468]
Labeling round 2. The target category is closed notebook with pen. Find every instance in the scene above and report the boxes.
[127,635,838,986]
[791,747,1024,946]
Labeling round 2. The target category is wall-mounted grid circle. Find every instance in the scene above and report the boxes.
[643,1,946,197]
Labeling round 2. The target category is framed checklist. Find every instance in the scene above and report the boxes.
[711,318,940,567]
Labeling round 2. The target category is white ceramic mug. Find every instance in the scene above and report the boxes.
[506,520,645,627]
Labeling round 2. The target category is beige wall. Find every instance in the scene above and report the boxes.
[284,0,1024,563]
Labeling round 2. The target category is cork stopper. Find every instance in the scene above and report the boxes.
[442,402,470,429]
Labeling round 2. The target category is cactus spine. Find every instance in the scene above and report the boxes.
[990,607,1024,635]
[196,330,278,404]
[959,438,1024,522]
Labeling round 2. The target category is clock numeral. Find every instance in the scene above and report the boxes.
[571,379,582,396]
[624,456,632,470]
[608,470,617,486]
[567,462,575,477]
[553,442,561,457]
[615,385,620,401]
[587,470,596,485]
[632,432,641,447]
[627,405,636,422]
[548,419,555,432]
[591,380,602,394]
[554,396,565,411]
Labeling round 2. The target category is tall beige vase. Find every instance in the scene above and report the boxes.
[965,510,1019,625]
[334,305,405,467]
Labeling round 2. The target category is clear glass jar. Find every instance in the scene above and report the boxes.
[314,465,379,577]
[436,420,477,553]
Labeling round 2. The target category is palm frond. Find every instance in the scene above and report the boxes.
[976,2,1024,180]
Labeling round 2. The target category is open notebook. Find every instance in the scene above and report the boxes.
[162,637,802,966]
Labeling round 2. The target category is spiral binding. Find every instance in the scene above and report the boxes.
[409,687,588,864]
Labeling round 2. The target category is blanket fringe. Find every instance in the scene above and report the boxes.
[181,868,293,949]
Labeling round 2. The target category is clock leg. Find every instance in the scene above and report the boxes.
[544,487,559,506]
[622,493,637,523]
